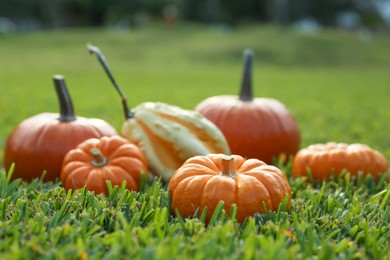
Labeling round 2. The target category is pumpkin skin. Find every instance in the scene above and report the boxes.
[3,75,117,182]
[292,142,388,180]
[61,135,147,195]
[88,44,230,182]
[195,50,300,164]
[168,154,291,223]
[122,102,230,182]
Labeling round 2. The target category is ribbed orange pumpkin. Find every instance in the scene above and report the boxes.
[292,142,388,180]
[195,50,300,164]
[4,75,117,182]
[61,135,147,195]
[168,154,291,223]
[88,44,230,182]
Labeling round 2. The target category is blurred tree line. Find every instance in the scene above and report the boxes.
[0,0,385,30]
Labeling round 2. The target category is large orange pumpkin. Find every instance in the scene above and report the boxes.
[168,154,291,223]
[292,142,388,180]
[4,75,117,182]
[195,49,300,164]
[88,44,230,182]
[61,135,147,195]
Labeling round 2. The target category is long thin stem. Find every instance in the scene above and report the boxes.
[87,43,134,119]
[239,49,254,101]
[53,75,76,122]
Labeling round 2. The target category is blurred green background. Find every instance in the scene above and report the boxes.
[0,0,389,30]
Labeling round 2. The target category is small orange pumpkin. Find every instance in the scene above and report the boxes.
[61,135,147,195]
[292,142,388,180]
[168,154,291,223]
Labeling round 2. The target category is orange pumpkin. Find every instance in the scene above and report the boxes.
[168,154,291,223]
[195,49,300,164]
[4,75,117,182]
[292,142,388,180]
[61,135,147,195]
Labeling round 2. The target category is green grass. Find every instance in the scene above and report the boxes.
[0,23,389,259]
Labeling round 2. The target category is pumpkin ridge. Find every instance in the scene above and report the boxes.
[216,103,238,137]
[62,161,90,178]
[65,164,91,189]
[168,164,216,193]
[245,168,287,210]
[78,120,103,139]
[232,154,247,171]
[364,151,375,174]
[84,168,106,193]
[233,177,239,213]
[72,122,94,143]
[201,175,237,220]
[33,122,52,150]
[236,175,272,220]
[33,122,57,179]
[237,158,265,173]
[109,145,145,162]
[77,138,101,152]
[101,136,130,155]
[102,166,138,191]
[196,101,217,117]
[120,157,145,171]
[179,163,218,175]
[96,136,111,155]
[263,102,288,136]
[200,154,224,172]
[4,125,30,178]
[173,175,213,218]
[196,175,214,216]
[85,118,117,136]
[252,102,292,152]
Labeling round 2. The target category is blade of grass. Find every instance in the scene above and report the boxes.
[208,201,224,227]
[379,188,390,210]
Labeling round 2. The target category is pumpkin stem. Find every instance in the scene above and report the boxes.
[87,43,134,120]
[220,155,238,178]
[239,49,254,101]
[53,75,76,122]
[90,148,108,167]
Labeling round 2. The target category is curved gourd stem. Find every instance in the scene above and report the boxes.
[90,148,108,167]
[239,49,254,101]
[220,155,238,179]
[53,75,76,122]
[87,43,134,119]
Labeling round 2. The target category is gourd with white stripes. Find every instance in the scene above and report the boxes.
[88,44,230,181]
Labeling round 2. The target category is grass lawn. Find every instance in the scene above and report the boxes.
[0,23,389,259]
